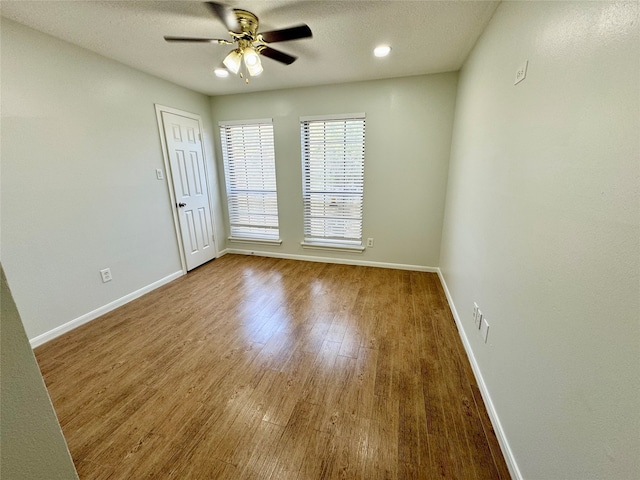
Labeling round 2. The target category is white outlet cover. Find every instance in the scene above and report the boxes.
[100,268,112,283]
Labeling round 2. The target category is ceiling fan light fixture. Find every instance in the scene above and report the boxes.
[243,47,259,66]
[214,68,229,78]
[374,45,391,57]
[243,47,263,76]
[223,49,242,74]
[165,4,312,83]
[246,61,263,77]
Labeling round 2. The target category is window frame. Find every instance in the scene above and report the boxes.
[300,113,366,252]
[219,118,282,245]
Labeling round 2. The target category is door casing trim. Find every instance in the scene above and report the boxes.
[154,104,219,274]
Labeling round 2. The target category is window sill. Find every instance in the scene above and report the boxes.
[229,237,282,246]
[300,241,365,253]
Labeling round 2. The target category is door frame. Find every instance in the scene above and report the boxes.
[154,104,219,274]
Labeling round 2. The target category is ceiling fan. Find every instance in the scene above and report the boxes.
[164,2,312,81]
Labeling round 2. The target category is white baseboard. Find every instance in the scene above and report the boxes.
[436,268,523,480]
[225,248,438,272]
[30,271,184,348]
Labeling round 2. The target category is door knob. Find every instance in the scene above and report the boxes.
[178,202,187,208]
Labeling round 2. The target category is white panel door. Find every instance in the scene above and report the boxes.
[161,112,216,271]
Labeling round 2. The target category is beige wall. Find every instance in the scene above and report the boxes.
[440,2,640,478]
[211,73,458,268]
[0,266,79,479]
[0,18,224,340]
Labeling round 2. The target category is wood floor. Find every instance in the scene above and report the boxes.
[35,254,510,479]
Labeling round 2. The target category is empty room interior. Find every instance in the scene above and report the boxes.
[1,1,638,479]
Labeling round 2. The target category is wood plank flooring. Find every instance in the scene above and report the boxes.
[35,254,511,479]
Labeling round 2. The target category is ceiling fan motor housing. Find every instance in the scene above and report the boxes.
[233,9,259,39]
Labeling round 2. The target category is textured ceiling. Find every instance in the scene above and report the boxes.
[0,1,500,96]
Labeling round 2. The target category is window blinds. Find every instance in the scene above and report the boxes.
[301,114,365,246]
[220,120,280,241]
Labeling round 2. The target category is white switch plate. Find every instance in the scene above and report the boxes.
[156,169,164,180]
[481,317,490,343]
[100,268,112,283]
[476,309,483,329]
[515,60,528,85]
[473,302,479,325]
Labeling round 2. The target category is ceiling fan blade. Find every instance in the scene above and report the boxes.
[260,24,312,43]
[164,36,227,43]
[205,2,240,32]
[259,46,297,65]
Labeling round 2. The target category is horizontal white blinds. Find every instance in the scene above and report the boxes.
[301,115,365,245]
[220,120,280,240]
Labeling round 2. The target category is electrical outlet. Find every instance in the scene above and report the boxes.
[480,317,490,343]
[367,238,374,247]
[100,268,112,283]
[476,308,483,329]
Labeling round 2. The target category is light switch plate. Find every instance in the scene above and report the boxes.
[481,317,490,343]
[156,169,164,180]
[515,60,528,85]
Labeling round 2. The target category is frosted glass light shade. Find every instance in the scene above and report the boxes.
[243,47,263,76]
[223,49,242,74]
[246,59,263,76]
[243,47,259,66]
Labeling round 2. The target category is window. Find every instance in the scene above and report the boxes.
[219,119,280,243]
[301,113,366,250]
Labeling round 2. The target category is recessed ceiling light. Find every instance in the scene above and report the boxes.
[374,45,391,58]
[214,68,229,78]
